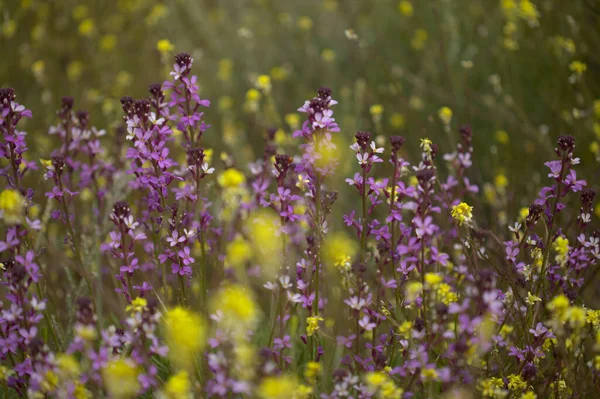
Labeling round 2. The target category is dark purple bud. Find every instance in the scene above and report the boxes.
[187,147,205,166]
[274,154,293,179]
[0,87,16,105]
[317,86,332,100]
[52,155,65,175]
[355,131,371,150]
[390,135,406,153]
[111,201,131,221]
[581,188,595,209]
[120,96,134,115]
[175,52,193,69]
[557,135,575,154]
[76,110,90,127]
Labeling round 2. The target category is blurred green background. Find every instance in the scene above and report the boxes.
[1,0,599,224]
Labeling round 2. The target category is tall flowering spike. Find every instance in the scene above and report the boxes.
[274,154,293,184]
[57,96,74,119]
[556,135,575,156]
[390,135,406,155]
[294,86,339,138]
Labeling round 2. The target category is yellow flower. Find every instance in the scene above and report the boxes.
[256,75,272,93]
[405,281,423,302]
[321,49,336,62]
[157,39,174,55]
[226,236,253,268]
[398,321,413,337]
[162,370,191,399]
[78,18,96,37]
[398,1,414,16]
[212,285,259,328]
[125,297,147,314]
[218,168,246,188]
[100,35,117,52]
[586,309,600,327]
[40,370,59,392]
[285,113,300,129]
[390,113,406,129]
[494,173,509,190]
[2,19,16,38]
[0,189,26,225]
[420,138,433,154]
[56,354,80,378]
[566,306,586,328]
[411,29,428,50]
[306,316,324,337]
[451,202,473,226]
[552,236,569,263]
[520,391,537,399]
[304,362,321,383]
[424,273,442,287]
[323,233,358,271]
[370,104,384,121]
[163,307,206,370]
[73,382,92,399]
[526,291,541,306]
[67,61,83,81]
[507,374,526,391]
[495,130,509,144]
[365,372,404,398]
[101,359,140,399]
[569,61,587,76]
[297,16,313,30]
[146,4,168,26]
[258,375,298,399]
[438,106,453,125]
[547,294,570,315]
[518,0,539,25]
[420,368,439,382]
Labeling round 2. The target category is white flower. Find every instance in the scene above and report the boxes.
[356,153,369,165]
[149,112,165,126]
[124,215,139,230]
[202,162,215,174]
[279,275,292,289]
[370,141,384,154]
[349,143,360,153]
[263,281,277,291]
[508,222,522,233]
[184,229,196,238]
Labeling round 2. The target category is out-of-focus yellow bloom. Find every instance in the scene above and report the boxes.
[553,236,569,263]
[219,96,233,111]
[284,114,300,129]
[520,391,537,399]
[424,273,443,286]
[218,168,246,188]
[100,35,117,52]
[157,39,174,55]
[495,130,509,144]
[258,375,298,399]
[101,359,140,399]
[370,104,384,122]
[163,307,206,370]
[398,1,414,16]
[390,113,406,129]
[40,370,59,393]
[67,61,83,81]
[125,297,147,314]
[438,106,453,125]
[256,75,272,93]
[304,362,321,383]
[161,370,191,399]
[306,316,324,336]
[72,5,89,20]
[321,49,336,62]
[2,19,17,38]
[507,374,527,392]
[365,371,404,398]
[451,202,473,226]
[405,281,423,303]
[593,99,600,118]
[270,66,289,81]
[0,189,26,225]
[226,236,253,268]
[78,18,96,37]
[323,232,358,271]
[146,4,168,26]
[552,36,576,56]
[56,354,80,378]
[297,16,313,30]
[518,0,539,25]
[116,71,132,88]
[569,61,587,76]
[494,173,508,191]
[547,294,569,317]
[31,60,45,80]
[212,285,258,329]
[218,58,233,81]
[411,29,428,50]
[566,306,586,328]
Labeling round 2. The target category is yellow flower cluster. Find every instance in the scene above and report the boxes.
[0,189,26,225]
[101,359,140,399]
[212,284,258,329]
[306,316,324,337]
[163,307,206,370]
[451,202,474,226]
[364,371,404,398]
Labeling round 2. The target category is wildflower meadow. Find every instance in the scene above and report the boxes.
[1,1,599,398]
